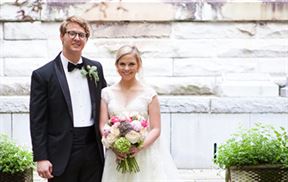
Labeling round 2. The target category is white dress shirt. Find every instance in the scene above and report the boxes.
[60,53,93,127]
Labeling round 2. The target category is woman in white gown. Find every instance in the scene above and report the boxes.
[100,45,181,182]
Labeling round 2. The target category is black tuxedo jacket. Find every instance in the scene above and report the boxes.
[29,53,106,176]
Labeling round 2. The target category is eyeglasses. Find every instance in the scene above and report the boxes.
[66,31,87,39]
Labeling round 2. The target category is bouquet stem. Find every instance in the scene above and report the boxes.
[117,156,140,173]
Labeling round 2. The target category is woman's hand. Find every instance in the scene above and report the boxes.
[129,146,142,157]
[112,148,127,161]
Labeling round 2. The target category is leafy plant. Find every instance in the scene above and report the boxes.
[0,134,34,174]
[214,123,288,169]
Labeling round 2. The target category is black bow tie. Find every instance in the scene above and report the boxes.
[67,62,83,72]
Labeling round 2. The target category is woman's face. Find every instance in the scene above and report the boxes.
[116,54,139,81]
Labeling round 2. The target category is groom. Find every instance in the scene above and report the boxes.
[30,16,106,182]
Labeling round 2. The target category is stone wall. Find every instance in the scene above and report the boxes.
[0,0,288,169]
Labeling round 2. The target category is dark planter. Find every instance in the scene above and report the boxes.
[0,168,33,182]
[226,165,288,182]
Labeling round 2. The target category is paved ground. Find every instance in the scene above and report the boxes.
[33,169,226,182]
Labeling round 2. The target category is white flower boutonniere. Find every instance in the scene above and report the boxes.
[81,65,99,86]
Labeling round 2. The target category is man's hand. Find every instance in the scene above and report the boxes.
[37,160,54,179]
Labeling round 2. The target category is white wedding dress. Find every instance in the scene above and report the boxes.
[101,84,182,182]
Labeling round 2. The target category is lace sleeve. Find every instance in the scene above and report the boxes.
[101,87,110,103]
[145,87,157,104]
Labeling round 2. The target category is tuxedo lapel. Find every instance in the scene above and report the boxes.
[54,54,73,121]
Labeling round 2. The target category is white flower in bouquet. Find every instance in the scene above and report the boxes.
[131,120,142,131]
[110,125,120,136]
[125,130,141,144]
[105,133,118,147]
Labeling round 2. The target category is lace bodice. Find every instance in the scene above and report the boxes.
[101,84,157,118]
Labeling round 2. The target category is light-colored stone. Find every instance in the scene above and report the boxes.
[0,23,3,40]
[171,113,250,168]
[173,22,288,39]
[85,39,288,59]
[92,22,171,38]
[0,77,30,95]
[46,39,63,60]
[0,75,217,96]
[0,3,20,21]
[173,58,257,76]
[221,2,288,21]
[82,2,175,21]
[0,96,29,112]
[0,114,12,137]
[257,58,288,74]
[1,96,288,114]
[2,40,47,58]
[179,169,225,181]
[4,58,48,76]
[281,87,288,97]
[0,40,3,59]
[160,96,211,113]
[250,114,288,128]
[161,113,171,152]
[41,23,61,39]
[218,73,279,97]
[219,80,279,96]
[12,113,31,148]
[4,22,46,40]
[0,58,3,76]
[146,77,216,95]
[211,97,288,113]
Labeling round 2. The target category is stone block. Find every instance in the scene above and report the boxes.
[2,40,47,58]
[4,58,48,76]
[171,113,250,168]
[160,96,211,113]
[0,58,3,76]
[82,2,175,21]
[221,2,288,21]
[0,96,29,113]
[173,58,257,76]
[12,113,31,148]
[4,22,46,40]
[211,97,288,113]
[161,113,171,152]
[281,87,288,97]
[0,77,30,96]
[0,23,3,40]
[86,38,288,59]
[250,114,288,128]
[218,73,279,96]
[173,22,288,39]
[92,22,171,38]
[0,114,12,137]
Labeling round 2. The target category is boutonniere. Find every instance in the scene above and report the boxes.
[81,65,99,85]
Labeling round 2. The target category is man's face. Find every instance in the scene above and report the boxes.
[61,22,88,55]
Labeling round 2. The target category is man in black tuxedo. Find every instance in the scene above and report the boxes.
[30,16,106,182]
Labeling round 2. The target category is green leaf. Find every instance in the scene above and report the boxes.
[0,134,34,174]
[214,123,288,169]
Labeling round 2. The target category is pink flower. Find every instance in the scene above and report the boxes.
[141,119,148,128]
[110,116,120,124]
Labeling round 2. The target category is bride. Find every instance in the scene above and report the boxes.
[100,45,182,181]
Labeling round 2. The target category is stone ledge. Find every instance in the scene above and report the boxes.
[0,1,287,22]
[1,96,287,114]
[0,76,216,96]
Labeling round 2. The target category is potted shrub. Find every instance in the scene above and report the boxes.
[214,123,288,182]
[0,134,34,182]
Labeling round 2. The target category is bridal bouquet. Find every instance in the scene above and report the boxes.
[101,112,149,173]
